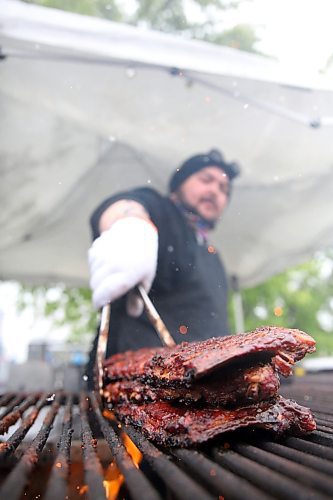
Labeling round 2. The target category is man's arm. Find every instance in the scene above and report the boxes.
[98,200,151,233]
[88,199,158,313]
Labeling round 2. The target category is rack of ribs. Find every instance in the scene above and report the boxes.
[103,326,316,446]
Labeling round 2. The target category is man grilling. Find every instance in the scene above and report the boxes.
[86,149,240,375]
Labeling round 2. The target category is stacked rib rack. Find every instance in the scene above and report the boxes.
[1,375,333,499]
[104,327,317,446]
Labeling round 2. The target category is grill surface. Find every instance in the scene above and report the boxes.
[1,373,333,499]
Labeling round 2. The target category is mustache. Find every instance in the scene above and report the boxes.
[199,197,218,210]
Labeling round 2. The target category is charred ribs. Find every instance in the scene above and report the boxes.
[117,397,316,447]
[103,326,316,446]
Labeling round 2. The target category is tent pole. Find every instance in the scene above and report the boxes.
[231,275,245,333]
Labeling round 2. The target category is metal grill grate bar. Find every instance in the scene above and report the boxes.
[44,395,74,500]
[0,374,333,500]
[173,447,272,500]
[0,394,25,419]
[0,392,48,459]
[306,404,333,416]
[89,392,162,500]
[316,424,333,434]
[125,425,214,500]
[0,392,62,500]
[212,446,328,500]
[284,436,333,461]
[254,439,333,476]
[79,393,107,500]
[0,393,15,408]
[232,442,333,498]
[304,430,333,447]
[314,412,333,429]
[0,393,39,435]
[314,410,333,421]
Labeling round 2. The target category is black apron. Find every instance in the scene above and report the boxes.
[86,188,230,385]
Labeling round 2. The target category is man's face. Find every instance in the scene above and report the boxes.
[174,166,230,222]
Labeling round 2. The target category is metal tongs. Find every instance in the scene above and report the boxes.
[96,303,111,398]
[95,285,176,398]
[136,284,176,348]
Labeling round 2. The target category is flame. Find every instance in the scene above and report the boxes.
[103,462,124,500]
[121,433,143,469]
[102,409,143,498]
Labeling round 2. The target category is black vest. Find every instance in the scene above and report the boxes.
[87,188,229,379]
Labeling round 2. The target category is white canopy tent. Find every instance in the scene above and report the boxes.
[1,0,333,293]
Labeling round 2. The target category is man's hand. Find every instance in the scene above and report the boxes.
[88,217,158,316]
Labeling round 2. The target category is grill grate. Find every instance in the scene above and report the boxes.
[1,374,333,499]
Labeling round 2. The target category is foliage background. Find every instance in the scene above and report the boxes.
[16,251,333,356]
[22,0,261,53]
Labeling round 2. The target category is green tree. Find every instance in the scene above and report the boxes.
[14,250,333,353]
[235,251,333,356]
[128,0,239,34]
[22,0,259,53]
[207,24,260,53]
[22,0,124,20]
[16,284,97,347]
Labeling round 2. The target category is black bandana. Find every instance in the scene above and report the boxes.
[169,149,240,193]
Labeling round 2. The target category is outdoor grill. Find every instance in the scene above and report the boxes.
[1,374,333,500]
